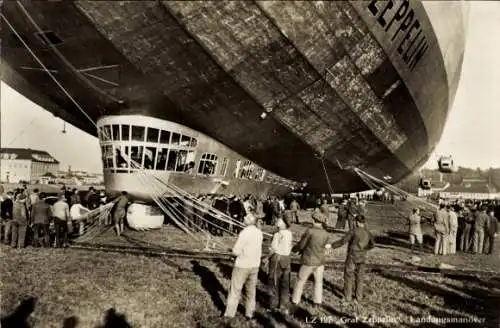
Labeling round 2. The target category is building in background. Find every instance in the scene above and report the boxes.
[0,148,59,183]
[439,179,499,200]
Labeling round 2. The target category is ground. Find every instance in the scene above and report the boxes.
[1,202,499,328]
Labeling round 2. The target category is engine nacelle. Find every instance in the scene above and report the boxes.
[438,156,455,173]
[419,178,432,190]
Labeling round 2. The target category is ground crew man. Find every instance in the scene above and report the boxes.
[113,191,130,237]
[408,208,423,252]
[291,212,334,307]
[10,194,29,248]
[31,192,52,247]
[483,209,498,255]
[331,215,375,303]
[460,207,474,252]
[346,198,361,231]
[289,199,300,224]
[473,206,489,254]
[433,204,449,255]
[335,200,348,230]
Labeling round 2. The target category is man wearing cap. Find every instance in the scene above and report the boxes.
[291,211,334,307]
[223,213,263,321]
[10,193,29,248]
[330,215,375,303]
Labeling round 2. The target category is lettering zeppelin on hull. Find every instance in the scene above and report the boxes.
[368,0,429,71]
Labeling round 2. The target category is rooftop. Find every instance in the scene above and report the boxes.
[442,182,497,194]
[0,148,60,164]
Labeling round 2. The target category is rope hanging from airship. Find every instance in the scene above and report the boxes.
[0,8,248,251]
[351,167,439,221]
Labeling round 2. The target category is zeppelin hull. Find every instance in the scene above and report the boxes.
[0,1,467,193]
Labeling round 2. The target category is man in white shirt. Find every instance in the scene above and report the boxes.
[447,206,458,254]
[266,215,293,312]
[223,213,263,320]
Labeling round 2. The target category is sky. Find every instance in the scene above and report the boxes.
[1,1,500,174]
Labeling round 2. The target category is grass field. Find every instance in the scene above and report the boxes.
[1,203,500,327]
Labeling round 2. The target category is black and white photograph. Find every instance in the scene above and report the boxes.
[0,1,499,327]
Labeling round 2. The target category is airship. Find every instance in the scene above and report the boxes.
[1,1,469,204]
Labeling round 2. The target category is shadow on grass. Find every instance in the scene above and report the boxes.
[191,260,227,312]
[1,299,132,328]
[0,296,36,328]
[95,308,132,328]
[62,316,79,328]
[381,272,500,328]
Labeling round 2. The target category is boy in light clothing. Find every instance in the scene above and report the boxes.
[223,214,263,320]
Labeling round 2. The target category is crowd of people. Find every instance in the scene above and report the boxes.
[407,200,499,255]
[0,185,129,248]
[2,182,499,323]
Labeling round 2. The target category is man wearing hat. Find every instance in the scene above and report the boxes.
[330,214,375,303]
[10,193,29,248]
[291,211,334,307]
